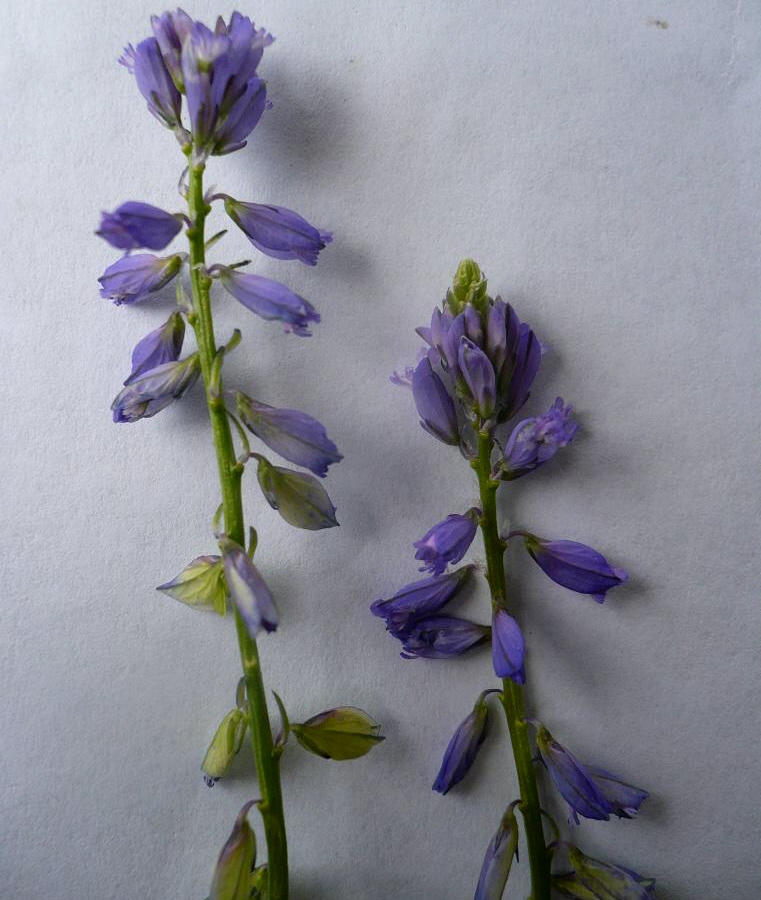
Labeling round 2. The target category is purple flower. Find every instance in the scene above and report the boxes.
[254,455,338,530]
[219,268,320,336]
[499,320,541,422]
[111,354,200,423]
[371,566,474,636]
[553,844,656,899]
[417,307,465,377]
[411,356,459,445]
[220,538,278,637]
[235,391,342,477]
[499,397,580,480]
[223,197,332,265]
[398,616,489,659]
[98,253,182,305]
[96,202,183,252]
[474,802,520,900]
[523,536,628,603]
[458,337,496,418]
[413,508,480,575]
[211,77,269,155]
[491,609,525,684]
[532,723,648,823]
[433,690,494,794]
[120,37,182,129]
[150,9,194,90]
[124,311,185,385]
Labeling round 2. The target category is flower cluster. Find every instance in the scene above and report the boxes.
[373,260,651,899]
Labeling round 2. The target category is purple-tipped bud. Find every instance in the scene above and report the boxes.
[433,690,493,794]
[120,37,182,129]
[254,455,338,530]
[398,616,490,659]
[223,196,332,265]
[220,538,278,637]
[553,844,656,899]
[371,566,474,636]
[110,353,200,422]
[98,253,182,305]
[219,268,320,336]
[524,536,628,603]
[531,722,648,823]
[458,336,497,418]
[500,397,580,480]
[208,800,258,900]
[474,801,520,900]
[97,202,183,251]
[491,609,525,684]
[411,356,459,445]
[235,392,342,477]
[413,508,480,575]
[125,312,185,385]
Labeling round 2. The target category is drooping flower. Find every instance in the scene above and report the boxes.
[156,553,227,615]
[413,508,480,575]
[234,392,342,477]
[208,801,258,900]
[411,356,459,445]
[370,566,474,636]
[220,537,278,637]
[96,202,183,251]
[530,722,648,823]
[119,37,182,130]
[218,267,320,336]
[491,609,525,684]
[99,253,182,305]
[433,689,495,794]
[124,311,185,384]
[223,196,332,265]
[459,336,496,418]
[201,708,248,786]
[254,455,338,530]
[292,708,385,760]
[522,535,628,602]
[398,616,489,659]
[552,844,656,899]
[111,353,200,422]
[474,801,520,900]
[499,397,580,480]
[210,77,269,155]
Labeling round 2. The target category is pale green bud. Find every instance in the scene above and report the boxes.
[156,555,227,615]
[201,708,248,787]
[209,801,257,900]
[447,258,489,313]
[292,707,384,760]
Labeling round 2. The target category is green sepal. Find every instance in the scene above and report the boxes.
[201,708,248,785]
[156,555,227,615]
[208,801,257,900]
[292,707,384,760]
[253,454,338,531]
[272,691,291,749]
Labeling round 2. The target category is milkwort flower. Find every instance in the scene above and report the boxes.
[552,844,657,899]
[433,689,496,794]
[220,537,278,637]
[111,353,200,422]
[124,311,185,384]
[413,508,480,575]
[491,608,525,684]
[474,801,520,900]
[235,392,342,477]
[218,267,320,336]
[223,196,333,266]
[411,356,459,445]
[119,37,182,131]
[498,397,580,480]
[97,201,184,251]
[370,565,474,636]
[99,253,182,305]
[530,722,648,823]
[521,535,628,602]
[398,616,489,659]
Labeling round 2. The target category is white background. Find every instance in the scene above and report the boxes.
[2,2,760,898]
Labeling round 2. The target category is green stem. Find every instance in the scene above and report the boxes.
[186,159,289,899]
[473,431,551,900]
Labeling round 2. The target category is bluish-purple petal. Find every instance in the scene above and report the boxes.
[125,311,185,385]
[219,268,320,336]
[398,616,489,659]
[525,536,628,602]
[432,691,491,794]
[411,356,459,445]
[97,201,183,251]
[371,565,474,635]
[99,253,182,305]
[224,197,332,265]
[221,538,278,637]
[413,508,480,575]
[491,609,525,684]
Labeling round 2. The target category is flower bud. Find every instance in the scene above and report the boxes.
[448,258,488,313]
[254,455,338,530]
[110,353,200,422]
[99,253,182,305]
[413,508,480,575]
[458,337,497,418]
[156,554,227,615]
[370,565,474,636]
[219,268,320,336]
[474,801,520,900]
[411,356,459,445]
[125,312,185,385]
[523,535,628,603]
[292,707,384,760]
[209,801,258,900]
[96,202,183,251]
[220,538,278,638]
[398,615,489,659]
[201,708,248,786]
[491,608,525,684]
[433,689,494,794]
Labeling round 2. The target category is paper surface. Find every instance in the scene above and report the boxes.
[1,2,759,898]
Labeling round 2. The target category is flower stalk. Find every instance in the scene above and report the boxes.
[473,430,551,900]
[186,159,289,898]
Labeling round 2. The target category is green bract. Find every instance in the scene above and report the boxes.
[292,707,385,760]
